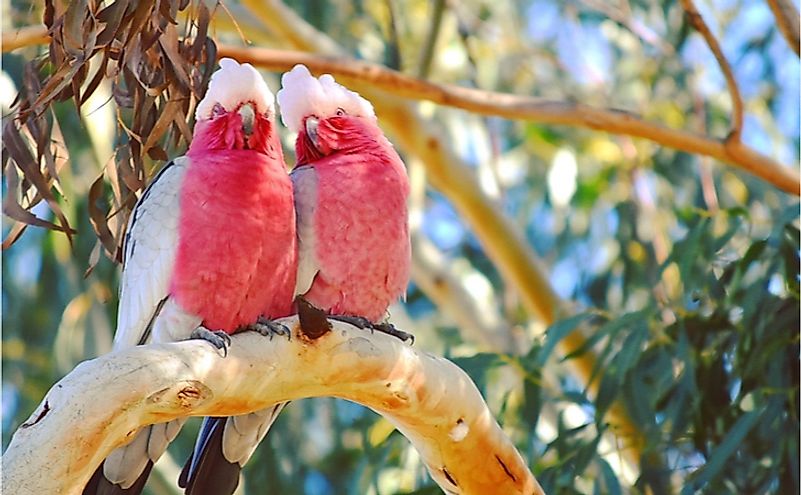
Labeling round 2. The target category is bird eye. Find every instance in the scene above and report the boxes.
[335,108,346,116]
[212,103,225,116]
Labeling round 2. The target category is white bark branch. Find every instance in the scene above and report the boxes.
[2,317,544,495]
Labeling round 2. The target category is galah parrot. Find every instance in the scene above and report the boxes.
[83,58,297,495]
[278,64,412,337]
[178,64,413,495]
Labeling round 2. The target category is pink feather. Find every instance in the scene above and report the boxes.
[292,100,410,322]
[171,104,296,332]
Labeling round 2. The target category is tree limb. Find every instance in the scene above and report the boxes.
[1,25,49,52]
[3,25,798,194]
[2,318,543,495]
[217,45,799,195]
[767,0,801,57]
[680,0,744,139]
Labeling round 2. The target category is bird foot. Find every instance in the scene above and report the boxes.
[327,315,414,344]
[247,317,292,341]
[190,326,232,357]
[373,321,415,345]
[296,297,332,339]
[327,314,372,330]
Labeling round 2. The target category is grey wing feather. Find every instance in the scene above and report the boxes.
[290,165,321,297]
[113,157,189,350]
[88,158,190,495]
[179,404,288,494]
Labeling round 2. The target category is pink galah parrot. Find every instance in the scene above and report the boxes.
[179,65,414,495]
[278,64,412,339]
[83,58,297,495]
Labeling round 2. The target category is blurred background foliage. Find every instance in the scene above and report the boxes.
[2,0,799,494]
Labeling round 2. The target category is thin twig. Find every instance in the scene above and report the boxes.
[680,0,744,139]
[694,93,720,212]
[767,0,800,57]
[580,0,675,55]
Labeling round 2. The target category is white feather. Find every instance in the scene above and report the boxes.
[195,58,275,121]
[221,404,287,464]
[276,64,376,134]
[290,165,321,296]
[113,157,189,350]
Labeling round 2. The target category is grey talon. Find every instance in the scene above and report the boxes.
[248,318,292,341]
[190,327,233,356]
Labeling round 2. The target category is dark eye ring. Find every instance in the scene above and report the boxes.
[335,108,346,116]
[212,103,225,116]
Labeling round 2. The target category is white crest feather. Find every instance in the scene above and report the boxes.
[276,64,376,133]
[195,58,275,121]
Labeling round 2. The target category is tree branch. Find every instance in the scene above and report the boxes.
[767,0,801,57]
[216,44,799,196]
[3,25,798,194]
[1,25,49,52]
[3,318,543,495]
[680,0,744,139]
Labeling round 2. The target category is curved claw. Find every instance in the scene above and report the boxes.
[373,322,415,345]
[249,317,292,341]
[190,327,232,357]
[327,314,372,330]
[327,315,415,344]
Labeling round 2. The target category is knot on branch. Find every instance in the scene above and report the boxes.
[147,380,212,412]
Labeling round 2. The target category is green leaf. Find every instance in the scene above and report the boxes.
[571,433,602,474]
[535,312,595,368]
[594,369,620,420]
[781,225,800,297]
[740,239,768,269]
[587,310,652,385]
[615,322,647,375]
[597,458,622,495]
[522,377,542,430]
[681,409,762,494]
[678,217,710,286]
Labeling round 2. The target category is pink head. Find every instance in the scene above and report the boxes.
[276,65,382,165]
[189,58,278,155]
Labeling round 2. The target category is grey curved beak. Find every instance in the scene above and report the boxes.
[305,117,319,147]
[238,103,255,136]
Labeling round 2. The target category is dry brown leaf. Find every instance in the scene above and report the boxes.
[2,160,68,236]
[87,173,118,257]
[6,0,214,250]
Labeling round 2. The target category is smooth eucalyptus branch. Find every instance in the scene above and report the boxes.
[2,318,543,495]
